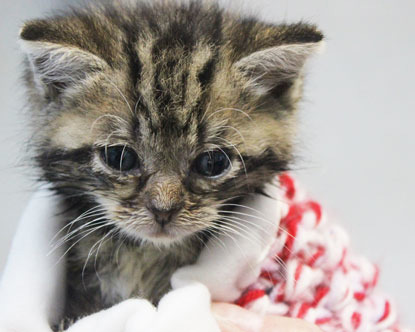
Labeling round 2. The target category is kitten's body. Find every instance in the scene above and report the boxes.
[65,227,202,319]
[19,0,322,326]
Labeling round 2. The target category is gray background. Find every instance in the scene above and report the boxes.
[0,0,413,326]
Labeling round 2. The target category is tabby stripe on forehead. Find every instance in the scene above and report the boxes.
[152,63,173,109]
[195,8,223,91]
[125,40,142,89]
[197,55,217,92]
[193,36,223,123]
[193,49,219,120]
[151,35,173,110]
[108,9,143,88]
[193,52,219,144]
[181,71,189,107]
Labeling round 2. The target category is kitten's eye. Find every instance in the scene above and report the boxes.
[193,150,231,178]
[101,146,139,172]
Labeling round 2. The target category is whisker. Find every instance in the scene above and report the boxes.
[200,229,227,253]
[216,218,265,248]
[103,75,134,116]
[210,143,234,170]
[54,221,115,265]
[219,215,270,239]
[208,225,248,260]
[216,137,247,178]
[51,217,109,251]
[209,224,263,279]
[218,209,300,252]
[51,207,107,243]
[90,114,129,134]
[218,203,267,217]
[210,222,259,251]
[205,107,253,122]
[215,125,246,144]
[220,217,290,279]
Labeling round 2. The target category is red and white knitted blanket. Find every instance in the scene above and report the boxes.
[235,174,408,332]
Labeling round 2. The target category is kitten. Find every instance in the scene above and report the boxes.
[19,0,323,326]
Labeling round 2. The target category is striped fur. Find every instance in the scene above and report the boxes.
[19,0,323,326]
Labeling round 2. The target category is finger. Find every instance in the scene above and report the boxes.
[216,320,246,332]
[262,316,322,332]
[212,303,263,332]
[212,303,322,332]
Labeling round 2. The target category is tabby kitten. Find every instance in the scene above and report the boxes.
[19,0,322,324]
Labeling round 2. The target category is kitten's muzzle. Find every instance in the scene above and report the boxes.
[144,174,185,227]
[146,202,184,227]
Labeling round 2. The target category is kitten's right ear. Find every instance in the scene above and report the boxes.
[232,23,324,98]
[234,42,323,97]
[19,20,108,100]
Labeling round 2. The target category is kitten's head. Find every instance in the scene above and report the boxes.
[20,2,322,245]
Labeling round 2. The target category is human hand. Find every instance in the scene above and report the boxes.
[212,303,322,332]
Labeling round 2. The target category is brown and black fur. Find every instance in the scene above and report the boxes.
[19,0,323,327]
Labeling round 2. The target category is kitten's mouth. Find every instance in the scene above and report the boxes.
[124,223,194,246]
[114,207,213,246]
[149,228,173,239]
[143,230,188,246]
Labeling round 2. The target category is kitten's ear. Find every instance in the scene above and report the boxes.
[19,20,108,99]
[233,25,324,97]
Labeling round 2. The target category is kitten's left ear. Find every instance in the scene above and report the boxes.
[234,28,324,97]
[19,20,108,100]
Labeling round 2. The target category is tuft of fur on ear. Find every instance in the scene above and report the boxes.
[234,41,324,97]
[19,25,108,100]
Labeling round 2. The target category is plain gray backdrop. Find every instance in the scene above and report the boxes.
[0,0,413,327]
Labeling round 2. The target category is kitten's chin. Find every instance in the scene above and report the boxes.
[120,225,194,247]
[143,230,185,247]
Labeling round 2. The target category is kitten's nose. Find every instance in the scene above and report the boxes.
[147,203,183,227]
[144,174,184,227]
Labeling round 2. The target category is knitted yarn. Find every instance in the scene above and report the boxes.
[235,174,409,332]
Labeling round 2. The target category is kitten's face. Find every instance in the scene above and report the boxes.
[21,2,322,245]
